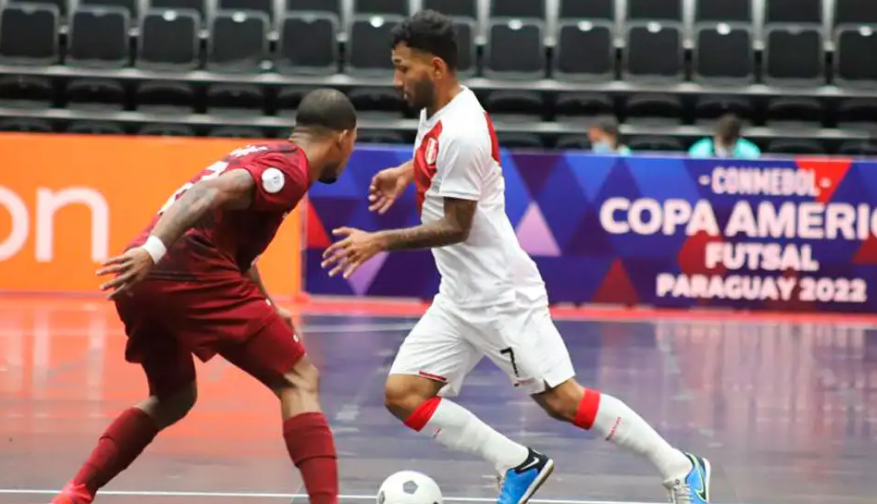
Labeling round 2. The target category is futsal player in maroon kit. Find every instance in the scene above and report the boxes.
[51,88,358,504]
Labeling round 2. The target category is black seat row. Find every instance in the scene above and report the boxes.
[3,4,877,85]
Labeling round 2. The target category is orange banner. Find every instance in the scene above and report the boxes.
[0,134,301,296]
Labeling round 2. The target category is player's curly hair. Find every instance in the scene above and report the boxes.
[391,9,459,71]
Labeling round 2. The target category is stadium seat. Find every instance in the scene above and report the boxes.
[0,118,53,132]
[483,90,544,121]
[555,135,592,150]
[764,25,824,85]
[286,0,341,16]
[423,0,477,19]
[485,19,546,79]
[139,124,197,137]
[695,0,751,22]
[627,0,682,21]
[219,0,274,21]
[209,126,265,138]
[693,23,754,84]
[135,81,197,114]
[0,3,60,65]
[693,96,752,125]
[838,141,877,156]
[354,0,409,16]
[151,0,206,21]
[347,87,406,118]
[767,139,824,155]
[208,10,269,73]
[490,0,545,19]
[555,93,614,124]
[81,0,139,18]
[558,0,613,20]
[835,0,877,26]
[357,130,407,145]
[625,94,683,126]
[67,5,130,68]
[66,79,126,110]
[497,132,543,150]
[554,21,614,82]
[206,84,265,116]
[67,121,126,135]
[835,26,877,86]
[276,13,339,75]
[276,86,313,117]
[139,9,200,70]
[836,99,877,128]
[453,19,476,76]
[0,76,54,108]
[765,97,824,127]
[9,0,67,18]
[348,15,404,76]
[765,0,822,24]
[627,136,683,152]
[624,22,684,82]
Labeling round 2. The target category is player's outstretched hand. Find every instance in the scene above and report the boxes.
[321,227,385,279]
[369,167,409,215]
[95,247,155,299]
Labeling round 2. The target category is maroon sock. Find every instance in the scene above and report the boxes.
[283,412,339,504]
[72,408,159,495]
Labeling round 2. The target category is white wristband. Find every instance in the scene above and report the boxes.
[142,235,167,264]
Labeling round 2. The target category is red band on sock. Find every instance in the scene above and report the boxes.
[574,388,601,430]
[403,397,441,432]
[283,412,338,504]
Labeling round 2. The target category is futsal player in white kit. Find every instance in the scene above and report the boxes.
[321,10,712,504]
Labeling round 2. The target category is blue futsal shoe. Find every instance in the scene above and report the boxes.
[664,453,711,504]
[497,448,555,504]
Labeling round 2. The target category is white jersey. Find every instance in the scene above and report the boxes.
[412,87,547,308]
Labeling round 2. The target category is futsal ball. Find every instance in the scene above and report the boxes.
[377,470,443,504]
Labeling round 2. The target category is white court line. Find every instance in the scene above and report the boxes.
[0,489,755,504]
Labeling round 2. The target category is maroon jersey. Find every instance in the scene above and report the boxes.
[130,141,310,281]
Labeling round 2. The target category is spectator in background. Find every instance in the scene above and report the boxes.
[689,114,761,159]
[588,116,631,155]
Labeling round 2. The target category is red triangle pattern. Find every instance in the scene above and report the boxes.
[796,158,853,204]
[677,231,726,276]
[853,236,877,264]
[305,199,331,249]
[592,259,639,306]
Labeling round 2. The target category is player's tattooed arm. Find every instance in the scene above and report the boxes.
[379,197,477,250]
[151,169,255,248]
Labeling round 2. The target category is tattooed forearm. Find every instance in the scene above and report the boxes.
[378,220,467,251]
[151,170,254,248]
[377,197,477,251]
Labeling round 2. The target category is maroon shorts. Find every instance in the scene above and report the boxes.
[114,277,305,397]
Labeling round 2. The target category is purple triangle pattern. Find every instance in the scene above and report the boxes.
[516,203,561,257]
[347,252,389,295]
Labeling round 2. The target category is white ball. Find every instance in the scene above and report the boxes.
[377,471,443,504]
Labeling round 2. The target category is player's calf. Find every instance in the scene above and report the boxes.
[52,382,197,504]
[384,373,445,421]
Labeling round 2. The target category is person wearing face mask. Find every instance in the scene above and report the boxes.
[588,116,632,155]
[688,114,761,159]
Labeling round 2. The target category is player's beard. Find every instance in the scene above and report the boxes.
[318,164,340,184]
[409,78,436,111]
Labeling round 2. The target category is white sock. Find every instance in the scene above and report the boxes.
[587,392,693,480]
[407,398,528,473]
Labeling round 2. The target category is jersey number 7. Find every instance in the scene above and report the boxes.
[158,161,229,215]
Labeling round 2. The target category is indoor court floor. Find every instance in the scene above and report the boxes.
[0,296,875,504]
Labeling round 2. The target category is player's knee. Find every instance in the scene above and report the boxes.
[277,359,320,397]
[139,381,198,429]
[533,379,582,423]
[383,374,440,421]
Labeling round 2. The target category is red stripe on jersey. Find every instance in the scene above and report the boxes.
[414,121,443,213]
[483,111,501,163]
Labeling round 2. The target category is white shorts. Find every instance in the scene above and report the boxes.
[389,293,576,396]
